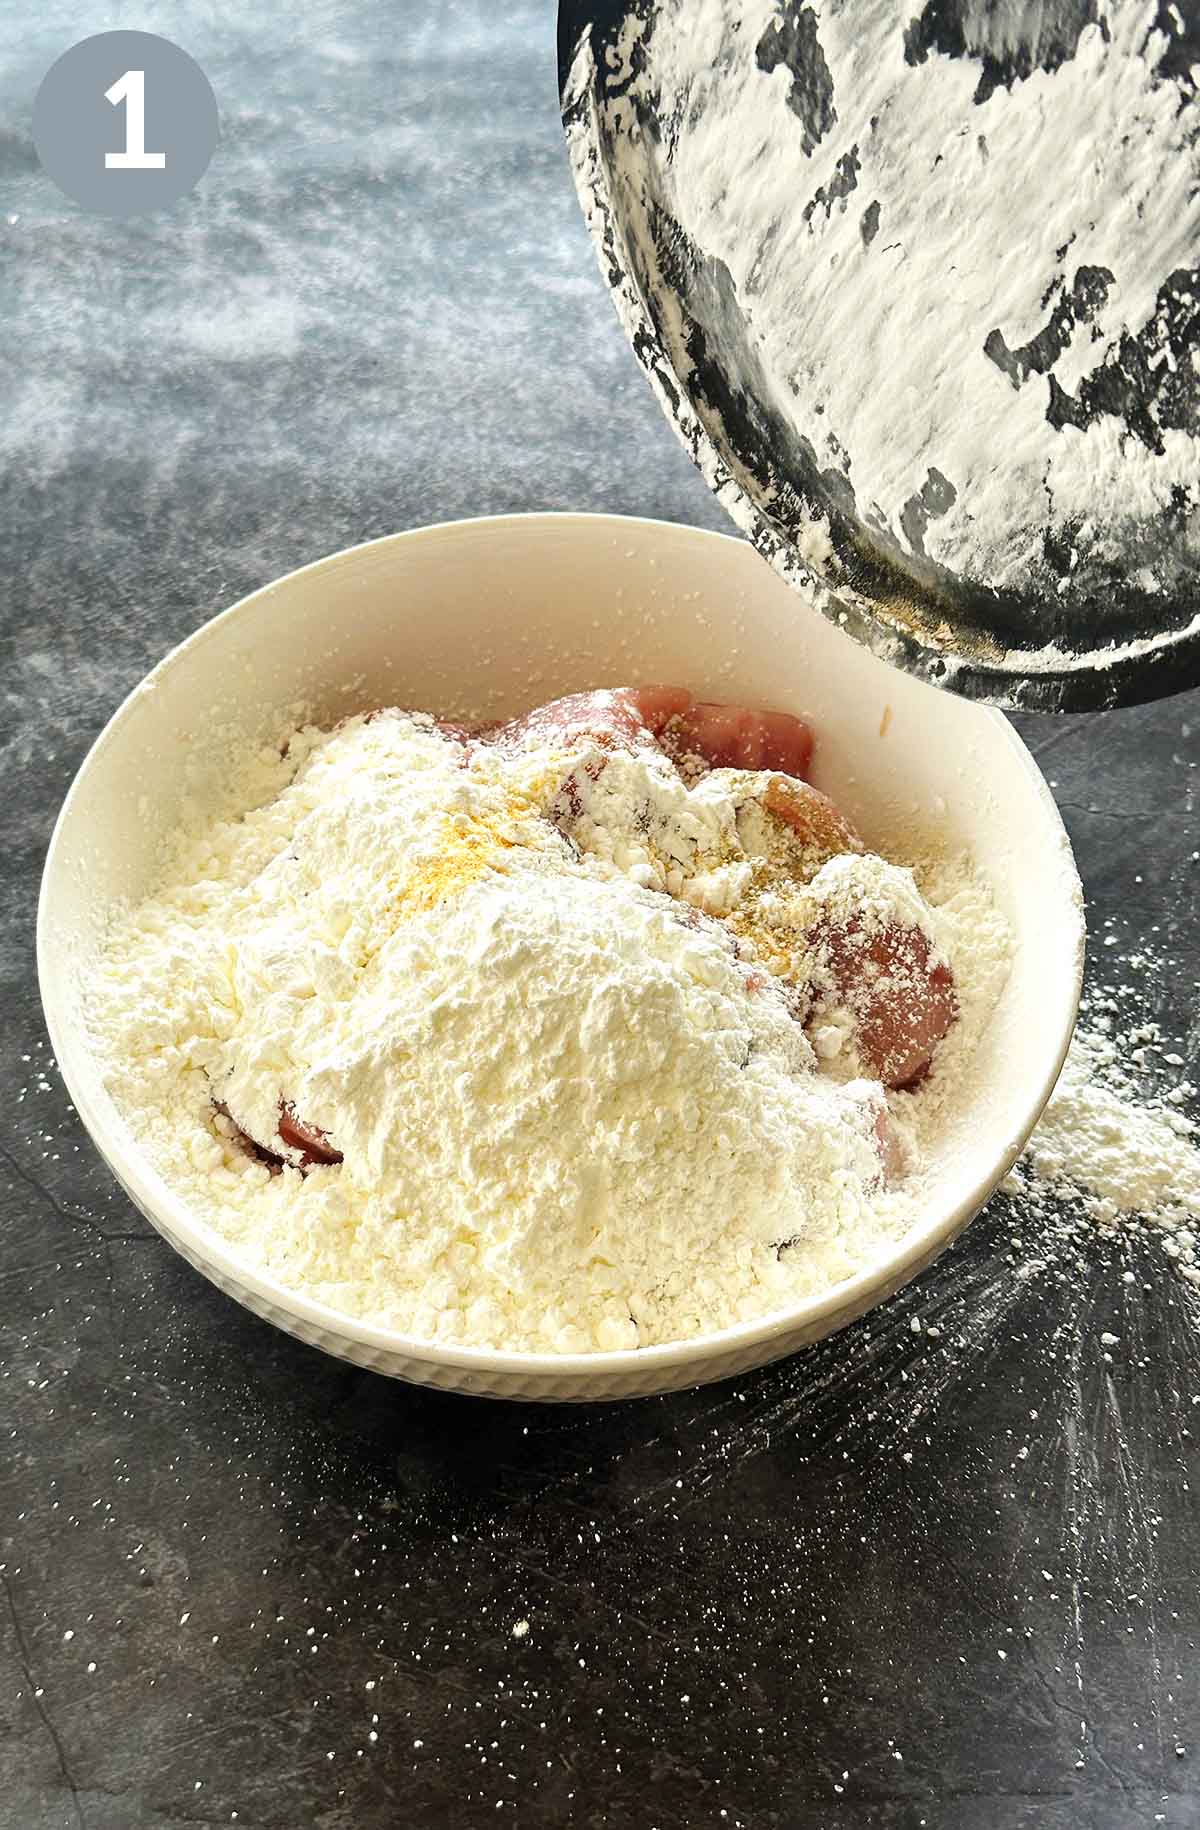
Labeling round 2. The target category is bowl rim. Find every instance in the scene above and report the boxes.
[37,510,1085,1381]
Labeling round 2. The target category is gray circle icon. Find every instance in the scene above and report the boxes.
[33,31,218,219]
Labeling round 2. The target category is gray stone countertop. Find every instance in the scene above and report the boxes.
[2,4,1198,1826]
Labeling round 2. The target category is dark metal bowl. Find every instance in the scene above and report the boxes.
[559,0,1200,709]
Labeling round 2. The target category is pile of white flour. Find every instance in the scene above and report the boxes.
[1006,987,1200,1287]
[87,707,1010,1353]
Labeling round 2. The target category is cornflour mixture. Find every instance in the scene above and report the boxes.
[87,690,1010,1353]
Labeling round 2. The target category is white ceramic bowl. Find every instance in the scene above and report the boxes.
[38,514,1084,1401]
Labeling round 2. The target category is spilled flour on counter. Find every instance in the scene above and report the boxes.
[1007,985,1200,1288]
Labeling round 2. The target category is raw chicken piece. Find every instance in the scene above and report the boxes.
[215,1094,342,1173]
[487,686,692,752]
[811,917,957,1091]
[665,700,814,777]
[487,687,816,778]
[761,774,861,860]
[277,1103,343,1167]
[872,1101,905,1180]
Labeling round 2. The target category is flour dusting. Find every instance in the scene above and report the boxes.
[1007,978,1200,1285]
[85,698,1009,1355]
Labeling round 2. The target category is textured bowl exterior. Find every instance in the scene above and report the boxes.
[95,1137,956,1401]
[39,513,1084,1403]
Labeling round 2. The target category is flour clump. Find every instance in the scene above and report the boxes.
[88,687,1009,1352]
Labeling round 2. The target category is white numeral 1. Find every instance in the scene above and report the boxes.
[104,70,166,170]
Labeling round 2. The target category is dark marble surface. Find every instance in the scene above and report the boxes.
[2,5,1198,1827]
